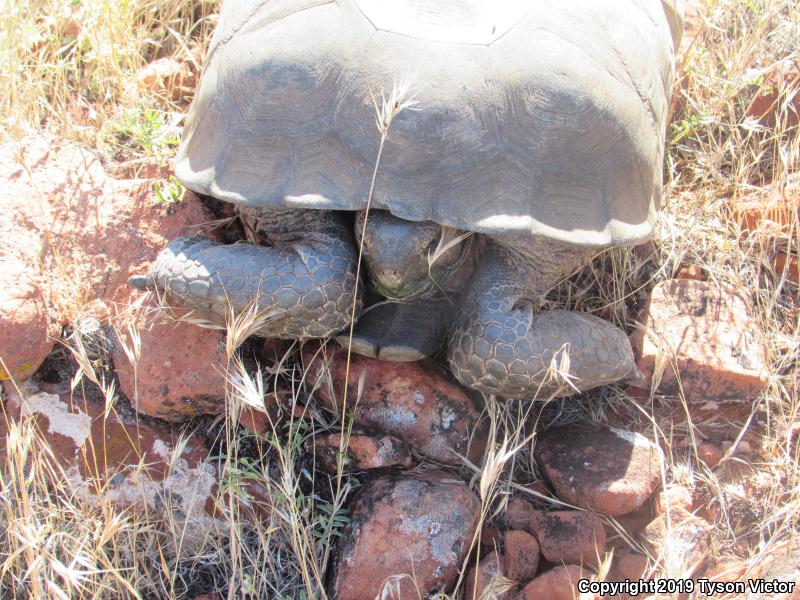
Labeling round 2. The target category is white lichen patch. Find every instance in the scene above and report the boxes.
[394,481,465,566]
[69,456,224,548]
[20,392,92,448]
[151,438,170,458]
[440,406,455,430]
[373,406,417,431]
[609,427,655,450]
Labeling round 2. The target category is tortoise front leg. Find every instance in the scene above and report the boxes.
[128,229,361,340]
[447,239,639,398]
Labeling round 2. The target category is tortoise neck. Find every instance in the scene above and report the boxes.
[237,206,353,247]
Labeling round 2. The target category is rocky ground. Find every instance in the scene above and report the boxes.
[1,125,797,598]
[1,1,799,599]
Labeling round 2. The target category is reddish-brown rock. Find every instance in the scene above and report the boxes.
[630,280,768,401]
[465,551,512,600]
[535,424,661,516]
[732,177,799,235]
[136,57,196,100]
[112,310,228,422]
[303,344,486,464]
[480,526,502,549]
[308,428,414,472]
[516,565,594,600]
[333,470,481,600]
[611,552,651,581]
[642,506,710,575]
[697,442,723,467]
[774,252,799,285]
[530,510,606,567]
[675,265,706,281]
[504,530,540,584]
[0,261,58,381]
[505,497,539,531]
[746,66,800,129]
[0,135,219,388]
[652,484,693,516]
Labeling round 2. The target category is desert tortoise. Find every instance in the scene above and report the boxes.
[130,0,683,398]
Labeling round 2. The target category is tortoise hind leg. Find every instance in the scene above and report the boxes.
[447,239,639,398]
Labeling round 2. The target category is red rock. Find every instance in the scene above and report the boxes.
[308,428,414,472]
[732,179,799,234]
[642,506,710,575]
[480,526,502,549]
[303,343,486,464]
[630,280,768,401]
[136,57,196,100]
[516,565,594,600]
[465,551,512,600]
[0,135,220,387]
[652,484,693,515]
[192,595,223,600]
[236,389,294,435]
[333,470,481,600]
[774,252,799,285]
[675,265,706,281]
[112,310,228,422]
[746,66,800,129]
[612,552,651,581]
[789,422,800,459]
[697,442,723,467]
[505,497,538,531]
[0,261,58,381]
[504,530,540,584]
[535,424,661,516]
[530,510,606,567]
[0,380,245,543]
[613,502,656,535]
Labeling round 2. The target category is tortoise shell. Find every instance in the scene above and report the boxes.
[175,0,682,246]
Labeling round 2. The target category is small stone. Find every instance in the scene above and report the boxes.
[237,389,294,435]
[732,186,799,234]
[480,526,502,549]
[613,502,656,536]
[642,506,710,575]
[698,442,723,467]
[303,343,486,464]
[112,310,228,422]
[333,470,481,600]
[530,510,606,567]
[505,497,538,531]
[746,67,800,129]
[308,428,414,472]
[774,252,799,285]
[675,265,706,281]
[504,530,540,584]
[516,565,595,600]
[630,280,768,402]
[535,423,661,516]
[136,57,196,100]
[465,551,512,600]
[612,552,650,581]
[652,484,693,515]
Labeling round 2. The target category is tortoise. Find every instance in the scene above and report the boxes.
[130,0,682,399]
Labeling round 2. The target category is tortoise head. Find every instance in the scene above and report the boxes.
[356,210,468,300]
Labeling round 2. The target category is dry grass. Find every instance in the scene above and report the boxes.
[1,0,799,598]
